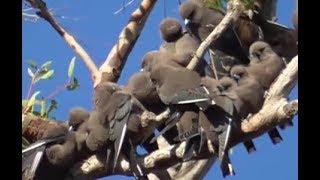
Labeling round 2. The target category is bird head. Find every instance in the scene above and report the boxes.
[230,65,247,83]
[249,41,270,61]
[141,51,159,72]
[68,107,90,131]
[159,18,183,42]
[179,1,202,25]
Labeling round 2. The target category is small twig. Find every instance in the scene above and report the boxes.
[31,0,99,83]
[114,0,136,15]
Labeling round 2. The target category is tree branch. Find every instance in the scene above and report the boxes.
[93,0,157,87]
[29,0,99,81]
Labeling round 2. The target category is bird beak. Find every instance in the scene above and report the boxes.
[68,126,73,131]
[232,74,241,81]
[244,9,254,20]
[184,19,190,25]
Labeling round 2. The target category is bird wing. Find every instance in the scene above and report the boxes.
[173,86,212,105]
[22,145,46,180]
[22,135,65,154]
[106,92,132,172]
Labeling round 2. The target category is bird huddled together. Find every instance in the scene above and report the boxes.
[22,0,298,179]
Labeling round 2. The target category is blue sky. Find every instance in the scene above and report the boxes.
[22,0,298,179]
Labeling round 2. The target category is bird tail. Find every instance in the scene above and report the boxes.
[218,117,235,177]
[268,128,283,144]
[22,145,46,180]
[243,140,257,154]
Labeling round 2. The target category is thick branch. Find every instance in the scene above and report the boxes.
[30,0,99,80]
[94,0,157,86]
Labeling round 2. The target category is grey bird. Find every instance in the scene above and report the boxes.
[124,71,174,147]
[150,64,236,177]
[107,90,160,179]
[22,125,69,180]
[159,18,183,42]
[231,64,284,145]
[247,41,286,89]
[179,0,250,63]
[159,18,210,76]
[252,11,298,62]
[140,50,162,72]
[45,107,93,167]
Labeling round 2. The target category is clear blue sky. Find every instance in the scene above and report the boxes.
[22,0,298,179]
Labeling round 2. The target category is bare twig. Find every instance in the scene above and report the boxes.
[30,0,99,82]
[114,0,136,15]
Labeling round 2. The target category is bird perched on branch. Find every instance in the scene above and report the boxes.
[22,124,69,180]
[179,0,250,64]
[159,18,211,76]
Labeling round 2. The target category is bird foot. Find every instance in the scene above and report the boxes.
[141,111,157,127]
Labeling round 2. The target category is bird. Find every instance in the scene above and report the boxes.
[179,0,250,64]
[68,107,90,131]
[149,63,236,177]
[159,18,183,42]
[231,64,284,145]
[124,71,177,147]
[252,10,298,62]
[22,124,69,180]
[140,50,162,72]
[45,108,92,166]
[159,18,210,76]
[247,41,286,89]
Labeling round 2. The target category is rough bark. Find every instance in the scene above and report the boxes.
[94,0,157,86]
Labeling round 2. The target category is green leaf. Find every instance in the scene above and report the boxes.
[22,100,28,108]
[46,100,58,118]
[40,100,46,117]
[28,91,40,108]
[66,77,80,91]
[68,57,76,78]
[41,61,52,69]
[40,70,54,80]
[27,60,38,70]
[27,68,34,78]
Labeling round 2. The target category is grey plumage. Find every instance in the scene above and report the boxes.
[125,71,161,106]
[140,50,161,72]
[179,0,249,63]
[22,125,68,180]
[149,63,211,107]
[159,18,213,76]
[230,64,283,145]
[159,18,183,42]
[68,107,90,130]
[252,12,298,62]
[247,41,286,89]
